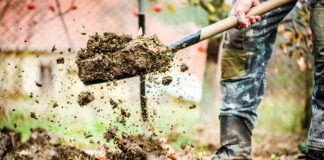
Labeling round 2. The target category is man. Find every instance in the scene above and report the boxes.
[212,0,324,159]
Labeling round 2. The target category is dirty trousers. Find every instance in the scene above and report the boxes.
[220,0,324,149]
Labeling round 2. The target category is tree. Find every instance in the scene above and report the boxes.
[275,0,313,129]
[198,0,228,123]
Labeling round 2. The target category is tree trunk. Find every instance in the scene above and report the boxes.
[199,38,222,123]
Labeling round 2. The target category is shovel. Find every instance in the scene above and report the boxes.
[81,0,296,85]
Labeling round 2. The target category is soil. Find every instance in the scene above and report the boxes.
[110,99,118,109]
[76,32,174,83]
[35,82,42,87]
[104,127,168,160]
[180,64,188,72]
[30,112,38,120]
[77,91,95,106]
[56,57,64,64]
[189,104,197,109]
[162,76,173,86]
[0,128,96,160]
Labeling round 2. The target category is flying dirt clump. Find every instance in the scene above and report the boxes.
[162,76,173,86]
[77,91,95,106]
[76,32,174,83]
[56,57,64,64]
[180,63,189,72]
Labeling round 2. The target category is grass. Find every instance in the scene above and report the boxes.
[0,94,200,149]
[257,96,305,134]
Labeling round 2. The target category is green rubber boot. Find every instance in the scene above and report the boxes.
[212,115,252,160]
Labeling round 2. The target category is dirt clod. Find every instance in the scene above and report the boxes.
[162,76,173,86]
[56,57,64,64]
[189,104,197,109]
[52,102,58,108]
[35,82,42,87]
[76,32,174,83]
[30,112,38,119]
[110,99,118,109]
[52,45,57,52]
[180,64,189,72]
[77,91,95,106]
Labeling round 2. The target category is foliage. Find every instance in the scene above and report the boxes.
[147,0,229,28]
[276,0,313,72]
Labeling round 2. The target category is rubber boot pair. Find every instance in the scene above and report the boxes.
[212,115,252,160]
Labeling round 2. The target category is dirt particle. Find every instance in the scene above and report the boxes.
[30,112,38,120]
[35,82,42,87]
[189,104,197,109]
[110,99,118,109]
[52,102,58,108]
[162,76,173,86]
[121,108,130,118]
[77,91,95,106]
[180,63,189,72]
[51,45,57,52]
[56,57,64,64]
[83,132,93,139]
[103,126,118,141]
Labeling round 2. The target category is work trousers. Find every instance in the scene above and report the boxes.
[220,0,324,149]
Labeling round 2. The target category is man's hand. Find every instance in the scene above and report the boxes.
[232,0,261,29]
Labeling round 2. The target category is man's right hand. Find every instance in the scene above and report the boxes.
[232,0,261,29]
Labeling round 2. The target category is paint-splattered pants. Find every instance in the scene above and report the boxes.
[220,0,324,149]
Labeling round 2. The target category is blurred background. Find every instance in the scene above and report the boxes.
[0,0,313,159]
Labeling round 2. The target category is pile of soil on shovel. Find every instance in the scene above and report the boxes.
[0,128,96,160]
[76,32,174,83]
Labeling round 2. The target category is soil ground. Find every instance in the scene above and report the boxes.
[0,124,306,160]
[0,128,96,160]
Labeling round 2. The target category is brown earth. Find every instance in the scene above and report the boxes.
[76,32,174,83]
[162,76,173,86]
[56,57,65,64]
[0,125,307,160]
[180,64,188,72]
[77,91,95,106]
[104,127,166,160]
[0,128,96,160]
